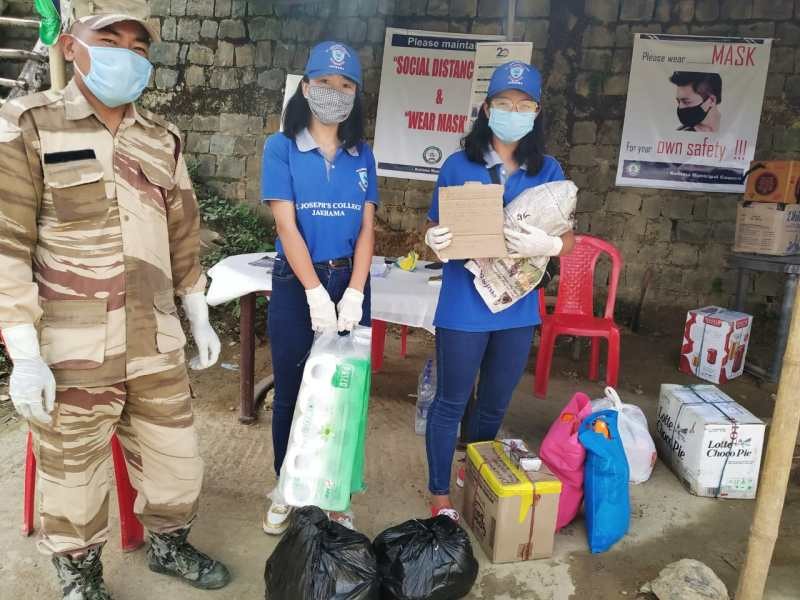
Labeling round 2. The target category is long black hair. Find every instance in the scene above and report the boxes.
[462,100,546,174]
[282,76,365,150]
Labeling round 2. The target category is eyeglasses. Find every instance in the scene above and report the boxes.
[489,98,540,113]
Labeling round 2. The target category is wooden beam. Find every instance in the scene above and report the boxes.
[0,77,27,89]
[735,282,800,598]
[0,48,46,62]
[0,17,40,28]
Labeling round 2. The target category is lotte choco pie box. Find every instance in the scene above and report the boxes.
[656,384,765,499]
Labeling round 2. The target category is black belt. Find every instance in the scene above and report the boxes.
[317,257,352,268]
[276,255,352,268]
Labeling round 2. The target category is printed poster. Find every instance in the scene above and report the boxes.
[616,34,772,193]
[374,28,502,181]
[468,41,533,127]
[280,73,303,131]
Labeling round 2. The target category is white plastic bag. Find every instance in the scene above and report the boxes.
[591,387,657,484]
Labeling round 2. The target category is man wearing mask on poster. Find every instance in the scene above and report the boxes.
[669,71,722,132]
[0,1,230,597]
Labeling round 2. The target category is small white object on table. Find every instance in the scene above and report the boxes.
[206,252,440,333]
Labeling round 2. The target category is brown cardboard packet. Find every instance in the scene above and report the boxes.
[462,441,561,564]
[438,182,507,260]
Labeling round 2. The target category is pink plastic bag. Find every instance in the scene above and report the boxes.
[539,392,593,531]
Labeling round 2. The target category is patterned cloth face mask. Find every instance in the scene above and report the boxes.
[305,83,356,125]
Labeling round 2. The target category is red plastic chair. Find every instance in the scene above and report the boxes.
[534,235,622,398]
[23,431,144,552]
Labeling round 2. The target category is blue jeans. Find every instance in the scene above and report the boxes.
[267,257,371,476]
[426,326,535,495]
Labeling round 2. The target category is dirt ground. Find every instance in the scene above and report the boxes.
[1,327,798,599]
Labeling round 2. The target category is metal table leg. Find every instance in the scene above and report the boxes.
[239,292,257,423]
[770,274,798,383]
[735,267,748,312]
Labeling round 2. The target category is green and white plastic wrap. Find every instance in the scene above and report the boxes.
[278,326,372,512]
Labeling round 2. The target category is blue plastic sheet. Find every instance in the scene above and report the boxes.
[579,409,631,553]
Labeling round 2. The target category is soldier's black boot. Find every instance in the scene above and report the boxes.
[52,545,112,600]
[147,527,230,590]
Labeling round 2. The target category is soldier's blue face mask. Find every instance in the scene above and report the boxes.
[72,36,153,108]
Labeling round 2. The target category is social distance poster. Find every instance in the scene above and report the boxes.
[373,28,501,181]
[616,34,771,193]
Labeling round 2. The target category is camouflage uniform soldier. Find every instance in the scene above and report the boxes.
[0,2,230,597]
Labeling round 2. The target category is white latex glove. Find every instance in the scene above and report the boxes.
[337,288,364,332]
[305,285,338,333]
[3,324,56,425]
[504,222,563,258]
[182,292,221,370]
[425,226,453,263]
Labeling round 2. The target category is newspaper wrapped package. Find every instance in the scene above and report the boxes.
[465,180,578,313]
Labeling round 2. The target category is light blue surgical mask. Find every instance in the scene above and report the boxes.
[488,108,537,143]
[73,37,152,108]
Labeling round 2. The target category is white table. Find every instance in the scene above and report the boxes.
[206,252,441,421]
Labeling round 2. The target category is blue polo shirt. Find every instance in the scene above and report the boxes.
[261,128,379,263]
[428,150,566,332]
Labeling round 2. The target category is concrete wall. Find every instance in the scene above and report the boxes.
[12,0,799,327]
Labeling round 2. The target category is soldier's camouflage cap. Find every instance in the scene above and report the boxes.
[66,0,160,42]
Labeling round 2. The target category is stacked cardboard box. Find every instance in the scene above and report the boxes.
[737,160,800,255]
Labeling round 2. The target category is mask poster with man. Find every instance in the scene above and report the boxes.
[615,34,772,193]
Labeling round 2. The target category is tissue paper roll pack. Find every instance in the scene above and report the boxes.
[278,327,372,511]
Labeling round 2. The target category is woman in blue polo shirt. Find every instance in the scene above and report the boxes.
[424,62,575,521]
[260,41,377,534]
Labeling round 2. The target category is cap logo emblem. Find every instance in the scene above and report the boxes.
[508,64,525,84]
[329,44,349,68]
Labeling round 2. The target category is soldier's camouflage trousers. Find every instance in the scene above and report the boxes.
[29,365,203,555]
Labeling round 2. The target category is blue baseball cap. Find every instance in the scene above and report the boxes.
[487,61,542,102]
[304,41,362,87]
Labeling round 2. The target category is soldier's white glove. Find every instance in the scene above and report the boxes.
[425,226,453,263]
[182,293,221,370]
[337,288,364,332]
[305,285,338,333]
[3,324,56,425]
[504,222,563,258]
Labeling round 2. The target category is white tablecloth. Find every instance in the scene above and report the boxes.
[206,253,440,333]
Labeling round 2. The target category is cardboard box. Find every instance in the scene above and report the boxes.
[438,182,507,260]
[655,384,765,499]
[462,441,561,563]
[679,306,753,384]
[733,201,800,256]
[744,160,800,204]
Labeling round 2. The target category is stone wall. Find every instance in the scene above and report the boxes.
[0,0,39,80]
[9,0,797,327]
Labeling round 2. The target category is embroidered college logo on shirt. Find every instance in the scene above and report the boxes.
[356,168,368,192]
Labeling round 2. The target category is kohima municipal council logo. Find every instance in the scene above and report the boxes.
[423,146,443,165]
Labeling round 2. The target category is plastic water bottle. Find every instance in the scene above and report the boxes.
[415,359,436,435]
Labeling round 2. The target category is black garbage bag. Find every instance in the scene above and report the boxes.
[265,506,380,600]
[374,516,479,600]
